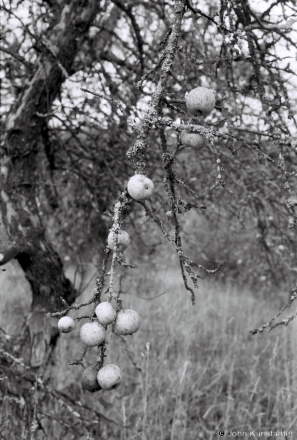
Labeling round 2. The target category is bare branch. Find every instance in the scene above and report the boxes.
[250,285,297,335]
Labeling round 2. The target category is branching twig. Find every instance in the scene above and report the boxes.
[69,347,88,368]
[250,285,297,334]
[116,334,142,372]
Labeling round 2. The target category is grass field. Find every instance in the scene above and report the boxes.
[88,266,297,440]
[1,258,297,439]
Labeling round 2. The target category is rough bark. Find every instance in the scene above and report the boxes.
[0,0,102,367]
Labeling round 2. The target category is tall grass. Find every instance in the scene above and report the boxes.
[1,259,296,439]
[51,263,297,439]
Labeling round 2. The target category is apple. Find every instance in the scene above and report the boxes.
[180,127,206,149]
[107,230,130,252]
[114,309,141,336]
[127,174,154,201]
[97,364,122,390]
[82,366,101,392]
[185,87,216,116]
[79,321,106,347]
[95,302,117,325]
[58,316,74,333]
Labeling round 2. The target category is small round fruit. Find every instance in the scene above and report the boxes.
[107,230,130,252]
[97,364,122,390]
[58,316,74,333]
[82,366,101,392]
[185,87,215,116]
[95,302,117,325]
[79,321,106,347]
[180,128,206,149]
[127,174,154,201]
[114,309,141,336]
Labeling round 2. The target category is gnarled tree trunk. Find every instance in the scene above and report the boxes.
[1,0,101,367]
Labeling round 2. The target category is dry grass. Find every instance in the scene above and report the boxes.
[1,260,297,439]
[52,264,297,439]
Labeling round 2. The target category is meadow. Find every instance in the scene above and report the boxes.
[1,255,296,439]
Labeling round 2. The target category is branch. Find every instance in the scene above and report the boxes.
[127,0,187,172]
[260,1,281,19]
[111,0,145,74]
[186,0,220,27]
[5,0,101,145]
[245,13,297,31]
[1,46,32,69]
[250,285,297,334]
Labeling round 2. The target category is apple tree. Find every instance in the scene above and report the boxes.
[1,0,297,437]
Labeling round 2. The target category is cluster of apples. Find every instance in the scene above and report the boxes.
[181,86,216,149]
[57,174,155,392]
[58,303,142,391]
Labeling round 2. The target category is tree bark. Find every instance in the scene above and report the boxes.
[1,0,102,367]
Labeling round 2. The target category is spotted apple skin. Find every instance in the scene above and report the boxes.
[97,364,122,390]
[95,302,117,325]
[127,174,154,201]
[115,309,141,335]
[180,128,206,149]
[107,230,130,252]
[79,321,106,347]
[185,87,215,116]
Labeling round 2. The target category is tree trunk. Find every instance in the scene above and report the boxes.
[1,0,101,367]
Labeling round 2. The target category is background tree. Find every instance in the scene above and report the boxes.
[1,0,297,438]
